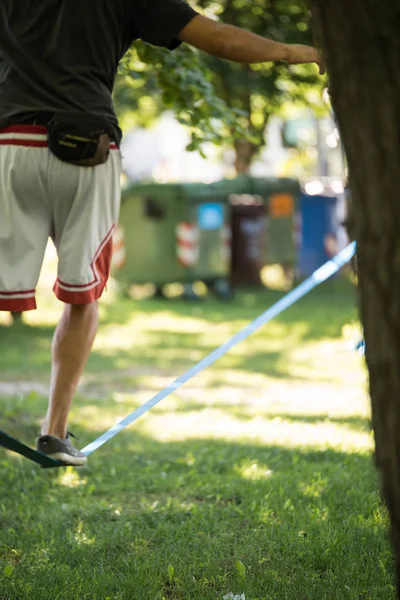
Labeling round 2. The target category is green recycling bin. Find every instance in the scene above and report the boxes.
[213,176,301,267]
[213,176,301,282]
[251,178,301,267]
[112,182,232,296]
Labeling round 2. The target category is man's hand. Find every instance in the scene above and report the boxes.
[287,44,326,75]
[178,16,326,76]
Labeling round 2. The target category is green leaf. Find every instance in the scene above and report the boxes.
[235,560,246,579]
[168,564,175,583]
[4,564,15,577]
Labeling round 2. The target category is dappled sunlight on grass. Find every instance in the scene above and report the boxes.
[0,311,12,326]
[93,310,321,381]
[73,521,96,546]
[142,409,373,453]
[94,314,150,352]
[287,339,367,384]
[29,372,371,458]
[77,397,144,432]
[1,264,361,393]
[58,466,87,488]
[237,461,273,481]
[300,475,328,499]
[23,301,62,327]
[137,311,221,334]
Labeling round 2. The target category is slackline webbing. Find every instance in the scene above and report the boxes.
[0,242,356,466]
[80,241,356,457]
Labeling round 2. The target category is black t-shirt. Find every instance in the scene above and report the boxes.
[0,0,198,142]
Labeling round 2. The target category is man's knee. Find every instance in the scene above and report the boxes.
[63,300,99,320]
[69,300,98,310]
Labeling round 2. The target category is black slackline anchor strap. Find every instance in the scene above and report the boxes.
[0,430,62,468]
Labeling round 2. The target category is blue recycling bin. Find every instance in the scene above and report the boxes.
[298,193,339,276]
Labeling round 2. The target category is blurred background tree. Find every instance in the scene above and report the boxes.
[114,0,326,173]
[115,43,249,157]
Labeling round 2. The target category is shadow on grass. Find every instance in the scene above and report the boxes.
[268,413,371,433]
[103,279,357,337]
[0,282,358,382]
[0,325,308,383]
[0,423,393,600]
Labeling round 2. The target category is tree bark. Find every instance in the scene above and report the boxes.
[234,139,258,174]
[310,0,400,594]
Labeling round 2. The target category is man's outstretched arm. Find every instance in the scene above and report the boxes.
[177,15,325,74]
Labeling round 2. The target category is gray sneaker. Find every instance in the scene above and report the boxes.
[36,432,87,466]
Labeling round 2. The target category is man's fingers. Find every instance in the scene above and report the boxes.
[312,49,326,75]
[288,45,326,75]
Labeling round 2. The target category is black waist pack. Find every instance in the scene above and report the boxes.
[47,113,112,167]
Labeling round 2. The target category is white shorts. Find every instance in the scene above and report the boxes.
[0,125,122,311]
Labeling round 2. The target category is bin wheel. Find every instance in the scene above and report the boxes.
[183,283,201,302]
[154,286,167,299]
[211,279,235,302]
[282,264,299,289]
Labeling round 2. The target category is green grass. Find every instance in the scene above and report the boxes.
[0,269,395,599]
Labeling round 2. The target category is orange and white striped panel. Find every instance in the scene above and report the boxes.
[112,225,126,270]
[176,222,199,267]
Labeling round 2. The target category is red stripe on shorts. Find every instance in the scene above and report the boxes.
[0,126,119,150]
[54,225,115,305]
[0,125,48,135]
[0,296,36,312]
[0,140,48,147]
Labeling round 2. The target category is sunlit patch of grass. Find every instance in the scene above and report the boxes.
[58,466,87,489]
[73,521,96,546]
[77,397,145,432]
[237,461,273,481]
[286,339,367,384]
[0,311,12,326]
[142,408,373,453]
[300,474,328,499]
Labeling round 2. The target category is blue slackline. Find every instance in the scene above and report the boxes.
[0,242,356,466]
[80,242,356,457]
[355,339,366,355]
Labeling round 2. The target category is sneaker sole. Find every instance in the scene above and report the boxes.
[46,451,88,466]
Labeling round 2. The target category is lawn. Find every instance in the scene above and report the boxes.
[0,261,395,599]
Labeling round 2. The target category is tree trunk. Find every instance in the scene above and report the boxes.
[234,139,257,174]
[310,1,400,594]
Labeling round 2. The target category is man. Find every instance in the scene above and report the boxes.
[0,0,324,466]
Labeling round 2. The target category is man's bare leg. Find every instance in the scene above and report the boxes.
[41,302,98,438]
